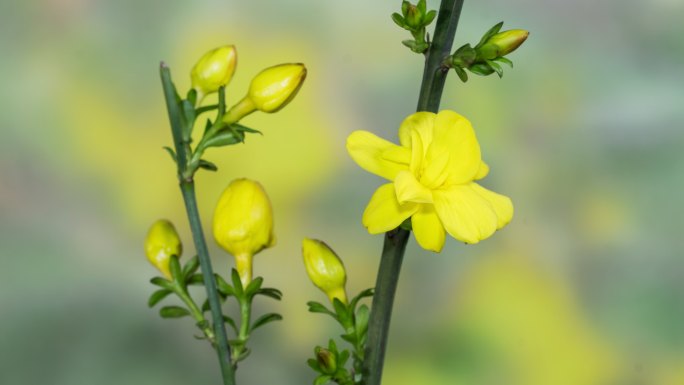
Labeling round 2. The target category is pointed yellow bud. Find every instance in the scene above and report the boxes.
[144,219,182,279]
[479,29,529,59]
[213,179,275,285]
[302,238,348,304]
[223,63,306,124]
[190,45,237,98]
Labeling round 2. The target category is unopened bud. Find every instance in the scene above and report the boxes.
[213,179,275,285]
[478,29,529,60]
[302,238,348,304]
[145,219,182,279]
[315,347,337,374]
[190,45,237,98]
[223,63,307,124]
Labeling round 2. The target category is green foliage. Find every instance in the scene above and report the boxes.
[306,288,375,384]
[391,0,437,54]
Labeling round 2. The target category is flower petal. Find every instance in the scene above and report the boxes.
[470,183,513,229]
[412,204,446,252]
[431,110,482,185]
[362,183,419,233]
[347,131,409,181]
[398,111,435,150]
[394,170,433,204]
[474,161,489,180]
[433,184,498,244]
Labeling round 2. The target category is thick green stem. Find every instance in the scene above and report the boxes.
[417,0,465,113]
[362,1,464,384]
[161,63,236,385]
[361,229,410,385]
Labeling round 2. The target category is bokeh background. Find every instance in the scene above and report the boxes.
[2,0,683,384]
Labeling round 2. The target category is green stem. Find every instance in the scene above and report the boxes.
[362,1,464,384]
[180,181,236,384]
[417,0,465,112]
[232,297,252,364]
[160,63,236,385]
[176,287,216,343]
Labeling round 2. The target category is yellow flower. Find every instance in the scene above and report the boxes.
[223,63,307,124]
[144,219,182,279]
[213,178,275,285]
[190,45,237,99]
[346,110,513,252]
[302,238,348,304]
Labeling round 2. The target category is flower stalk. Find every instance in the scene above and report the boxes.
[362,1,465,384]
[160,63,236,385]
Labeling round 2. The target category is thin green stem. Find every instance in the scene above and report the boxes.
[160,63,236,385]
[362,1,464,384]
[176,287,216,343]
[180,181,236,385]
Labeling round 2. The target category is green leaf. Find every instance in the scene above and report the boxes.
[486,60,504,78]
[231,269,244,297]
[159,306,190,319]
[148,289,172,307]
[476,21,504,48]
[203,129,243,149]
[402,39,418,50]
[314,374,332,385]
[468,63,495,76]
[223,315,239,335]
[340,333,356,344]
[350,288,374,312]
[332,298,352,329]
[182,255,200,280]
[198,159,218,172]
[201,299,211,313]
[338,349,350,367]
[257,287,283,301]
[417,0,426,14]
[495,56,514,67]
[307,301,336,318]
[186,274,204,286]
[250,313,283,332]
[232,123,263,135]
[327,338,338,353]
[245,277,264,298]
[307,358,322,373]
[454,66,468,82]
[169,255,182,284]
[150,277,174,290]
[424,9,437,26]
[195,104,218,116]
[391,13,406,28]
[162,146,176,163]
[186,88,197,107]
[215,274,235,297]
[355,304,370,340]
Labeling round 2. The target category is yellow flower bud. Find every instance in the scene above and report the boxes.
[144,219,182,279]
[213,179,275,285]
[480,29,529,59]
[223,63,306,124]
[190,45,237,98]
[302,238,348,304]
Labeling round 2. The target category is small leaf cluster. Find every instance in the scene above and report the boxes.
[306,288,374,385]
[214,269,283,364]
[447,22,525,82]
[148,260,282,364]
[391,0,437,54]
[163,85,262,180]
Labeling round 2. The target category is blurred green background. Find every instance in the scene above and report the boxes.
[1,0,683,384]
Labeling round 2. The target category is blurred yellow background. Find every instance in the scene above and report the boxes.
[1,0,683,384]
